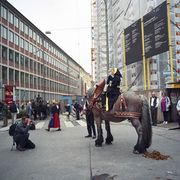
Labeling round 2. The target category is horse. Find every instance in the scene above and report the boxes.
[86,80,152,154]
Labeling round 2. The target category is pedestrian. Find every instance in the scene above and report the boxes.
[84,100,96,139]
[74,101,80,120]
[176,99,180,128]
[26,101,33,119]
[160,92,171,124]
[46,100,61,131]
[9,101,18,124]
[149,91,159,126]
[13,116,35,151]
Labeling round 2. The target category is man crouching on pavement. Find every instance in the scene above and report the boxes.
[13,117,35,151]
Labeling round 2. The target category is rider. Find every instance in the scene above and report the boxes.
[106,68,122,111]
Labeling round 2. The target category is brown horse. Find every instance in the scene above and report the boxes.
[87,80,152,154]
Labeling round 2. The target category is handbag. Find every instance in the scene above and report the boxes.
[48,116,54,127]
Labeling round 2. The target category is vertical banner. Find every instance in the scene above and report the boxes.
[5,85,14,105]
[124,19,143,65]
[143,1,169,58]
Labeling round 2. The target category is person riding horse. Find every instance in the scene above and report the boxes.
[106,68,122,111]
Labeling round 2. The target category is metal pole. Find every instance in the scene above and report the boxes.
[104,0,109,76]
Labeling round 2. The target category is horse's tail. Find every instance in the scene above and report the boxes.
[141,95,152,148]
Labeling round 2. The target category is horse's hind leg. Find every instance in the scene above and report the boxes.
[95,120,104,147]
[130,118,146,154]
[105,120,113,145]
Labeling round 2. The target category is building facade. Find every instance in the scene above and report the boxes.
[0,0,92,104]
[91,0,180,91]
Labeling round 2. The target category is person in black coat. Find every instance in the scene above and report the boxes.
[13,117,35,151]
[106,68,122,110]
[84,100,96,139]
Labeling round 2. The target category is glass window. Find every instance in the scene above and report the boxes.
[21,72,24,83]
[29,28,32,38]
[14,16,19,28]
[2,66,7,81]
[20,21,24,31]
[15,70,19,82]
[25,56,29,68]
[9,30,14,42]
[30,59,33,69]
[25,40,29,51]
[33,31,36,40]
[20,55,24,67]
[2,46,7,60]
[9,11,14,24]
[1,6,7,20]
[9,68,14,82]
[14,34,19,45]
[24,24,28,35]
[15,52,19,64]
[1,26,8,39]
[9,49,14,62]
[20,38,24,48]
[34,62,36,73]
[29,43,33,53]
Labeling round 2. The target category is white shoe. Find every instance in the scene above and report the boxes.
[165,121,168,124]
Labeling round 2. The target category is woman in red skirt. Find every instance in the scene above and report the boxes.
[46,100,61,131]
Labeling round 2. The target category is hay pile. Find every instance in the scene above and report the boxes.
[143,150,170,160]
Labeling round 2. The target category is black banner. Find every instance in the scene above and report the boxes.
[143,1,169,58]
[125,19,142,65]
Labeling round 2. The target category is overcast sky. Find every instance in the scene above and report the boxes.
[8,0,92,74]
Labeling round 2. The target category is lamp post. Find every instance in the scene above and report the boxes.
[104,0,109,76]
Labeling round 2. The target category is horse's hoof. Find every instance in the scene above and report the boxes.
[105,142,112,145]
[95,144,102,147]
[133,150,140,154]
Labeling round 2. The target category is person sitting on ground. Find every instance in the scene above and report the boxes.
[13,116,35,151]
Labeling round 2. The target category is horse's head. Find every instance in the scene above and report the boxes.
[86,79,105,109]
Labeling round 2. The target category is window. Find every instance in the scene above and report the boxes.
[24,24,28,35]
[33,31,36,41]
[20,21,24,31]
[14,34,19,45]
[25,56,29,68]
[29,43,33,53]
[9,31,14,42]
[21,72,24,83]
[9,68,14,82]
[15,70,19,82]
[2,46,7,60]
[14,16,19,28]
[25,40,29,51]
[1,26,8,39]
[2,66,7,81]
[9,49,14,62]
[20,55,24,67]
[9,12,14,24]
[1,6,7,20]
[20,38,24,48]
[29,28,32,38]
[15,52,19,64]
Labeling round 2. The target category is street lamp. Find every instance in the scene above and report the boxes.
[104,0,109,76]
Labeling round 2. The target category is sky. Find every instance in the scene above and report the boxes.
[8,0,92,74]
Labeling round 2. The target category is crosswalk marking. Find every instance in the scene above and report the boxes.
[64,121,74,128]
[36,122,45,129]
[77,120,87,127]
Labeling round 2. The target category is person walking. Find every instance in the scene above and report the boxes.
[46,100,61,131]
[84,100,96,139]
[9,101,18,124]
[160,92,171,124]
[74,102,80,120]
[149,91,159,126]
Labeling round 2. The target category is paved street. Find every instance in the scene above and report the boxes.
[0,115,180,180]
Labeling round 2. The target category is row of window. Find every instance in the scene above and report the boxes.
[1,46,78,87]
[1,66,76,94]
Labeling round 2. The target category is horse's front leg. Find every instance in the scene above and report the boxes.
[130,118,146,154]
[95,118,104,147]
[105,120,113,144]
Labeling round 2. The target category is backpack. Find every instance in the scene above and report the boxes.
[9,123,18,136]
